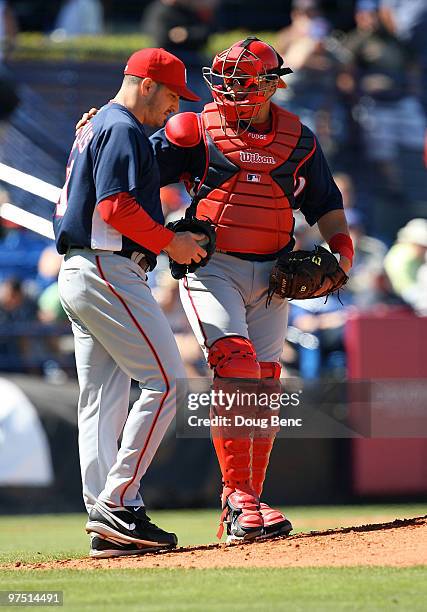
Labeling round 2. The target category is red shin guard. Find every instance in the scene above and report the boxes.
[209,337,263,539]
[251,361,281,497]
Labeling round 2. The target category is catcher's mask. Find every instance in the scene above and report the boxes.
[203,36,293,135]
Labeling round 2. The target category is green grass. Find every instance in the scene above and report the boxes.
[0,506,425,611]
[0,567,426,611]
[0,504,425,565]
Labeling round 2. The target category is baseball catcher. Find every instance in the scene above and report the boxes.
[166,216,216,279]
[267,245,349,305]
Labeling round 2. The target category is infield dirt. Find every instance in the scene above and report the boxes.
[10,516,427,570]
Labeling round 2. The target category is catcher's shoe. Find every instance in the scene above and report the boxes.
[218,489,264,543]
[89,533,165,559]
[86,501,177,549]
[258,502,293,539]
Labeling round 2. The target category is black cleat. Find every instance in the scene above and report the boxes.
[89,533,166,558]
[86,501,177,549]
[219,490,264,544]
[258,503,293,539]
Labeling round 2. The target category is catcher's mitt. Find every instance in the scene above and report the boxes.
[267,245,348,306]
[166,216,216,280]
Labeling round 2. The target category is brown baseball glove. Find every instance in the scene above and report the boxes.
[267,245,348,306]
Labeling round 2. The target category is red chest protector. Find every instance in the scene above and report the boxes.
[195,102,315,256]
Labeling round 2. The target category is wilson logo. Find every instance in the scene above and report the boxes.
[239,152,276,165]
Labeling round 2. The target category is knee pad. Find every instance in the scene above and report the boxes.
[258,361,281,408]
[256,362,281,434]
[259,361,281,379]
[208,337,261,379]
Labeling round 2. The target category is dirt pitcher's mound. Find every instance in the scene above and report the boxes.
[13,516,427,570]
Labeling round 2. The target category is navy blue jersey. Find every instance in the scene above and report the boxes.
[150,122,343,228]
[53,103,164,265]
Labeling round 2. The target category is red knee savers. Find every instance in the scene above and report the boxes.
[259,361,281,379]
[208,337,261,379]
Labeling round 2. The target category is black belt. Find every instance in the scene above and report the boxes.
[215,249,279,262]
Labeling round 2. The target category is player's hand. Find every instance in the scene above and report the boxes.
[164,232,207,265]
[312,280,332,298]
[75,107,99,132]
[312,254,352,297]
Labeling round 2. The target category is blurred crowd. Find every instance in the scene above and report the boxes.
[0,0,426,379]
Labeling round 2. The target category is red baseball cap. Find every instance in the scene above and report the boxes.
[124,48,200,102]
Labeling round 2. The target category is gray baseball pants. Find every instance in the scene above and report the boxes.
[58,249,186,512]
[179,251,288,361]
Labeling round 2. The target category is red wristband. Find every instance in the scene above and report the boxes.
[328,233,354,264]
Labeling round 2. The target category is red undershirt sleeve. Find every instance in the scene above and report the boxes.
[98,192,174,255]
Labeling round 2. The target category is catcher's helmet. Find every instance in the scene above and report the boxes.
[203,37,292,133]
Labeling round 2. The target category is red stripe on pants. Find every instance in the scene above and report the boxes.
[96,256,170,506]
